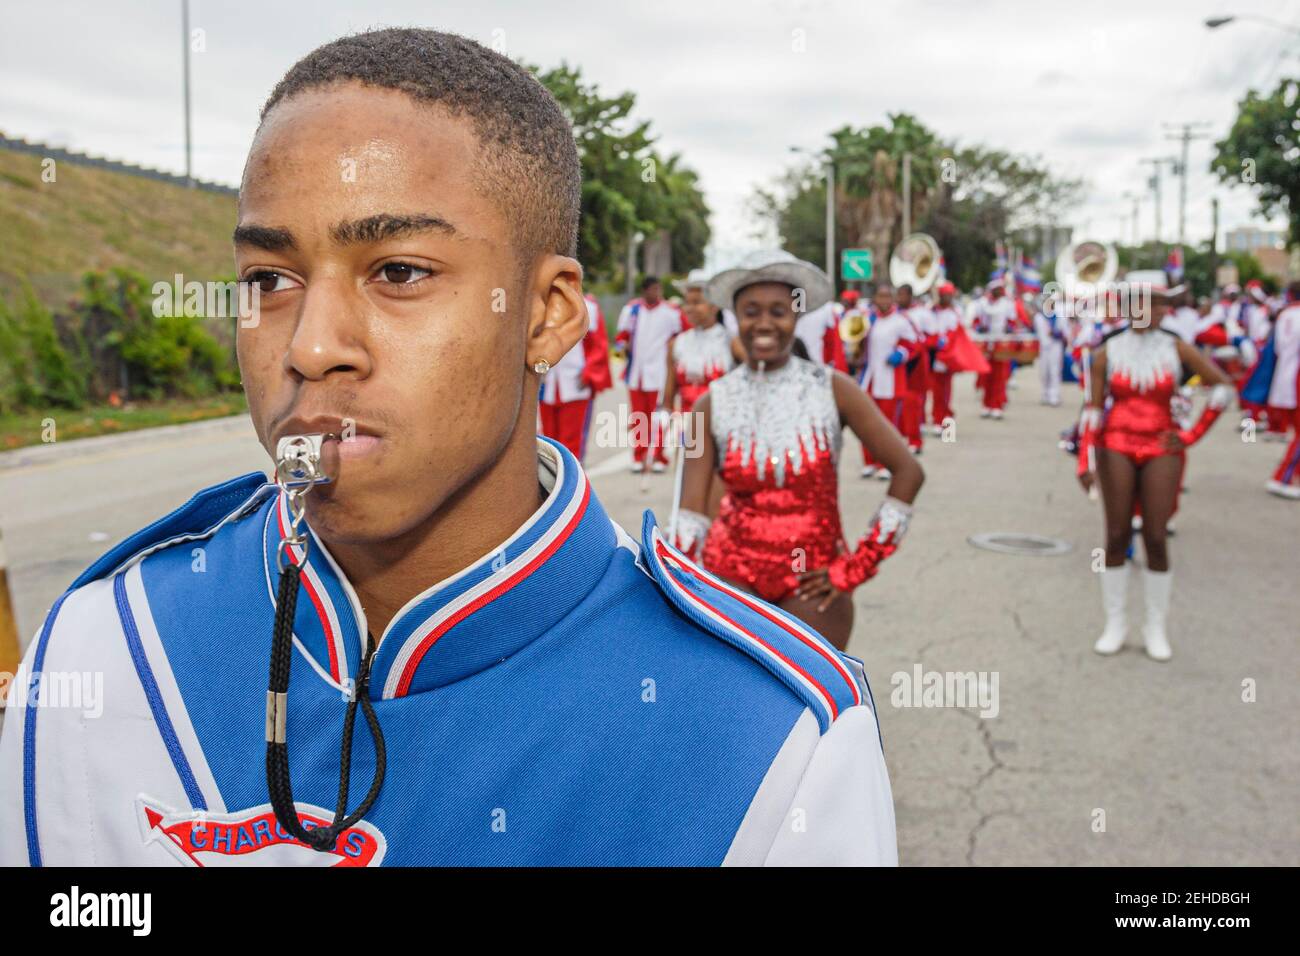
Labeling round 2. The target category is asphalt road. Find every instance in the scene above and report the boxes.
[2,366,1295,865]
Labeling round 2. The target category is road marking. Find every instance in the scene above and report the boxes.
[0,429,260,477]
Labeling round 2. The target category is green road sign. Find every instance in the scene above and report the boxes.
[841,248,873,280]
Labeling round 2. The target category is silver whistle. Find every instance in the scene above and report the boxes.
[274,434,335,490]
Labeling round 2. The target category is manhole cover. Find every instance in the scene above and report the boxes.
[967,532,1073,556]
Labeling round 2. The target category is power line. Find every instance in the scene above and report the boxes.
[1163,122,1213,245]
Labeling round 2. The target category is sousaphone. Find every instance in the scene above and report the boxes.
[889,232,943,295]
[1054,239,1118,296]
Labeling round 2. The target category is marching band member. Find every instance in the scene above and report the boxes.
[1161,289,1200,343]
[1076,272,1233,661]
[682,269,744,364]
[896,283,933,453]
[858,283,919,477]
[975,279,1018,418]
[0,28,899,867]
[1265,282,1300,499]
[1033,294,1067,406]
[1239,281,1273,426]
[840,289,872,377]
[662,284,736,415]
[616,276,689,473]
[795,298,850,372]
[538,292,612,460]
[674,251,924,650]
[927,281,963,433]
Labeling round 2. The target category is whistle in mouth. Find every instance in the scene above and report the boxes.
[274,434,337,489]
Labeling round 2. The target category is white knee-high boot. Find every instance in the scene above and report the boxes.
[1093,564,1129,655]
[1142,569,1173,661]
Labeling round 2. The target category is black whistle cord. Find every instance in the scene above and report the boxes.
[266,564,387,852]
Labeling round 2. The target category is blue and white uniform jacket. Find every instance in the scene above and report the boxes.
[0,438,896,866]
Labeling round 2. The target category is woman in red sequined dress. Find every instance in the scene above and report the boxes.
[673,251,924,650]
[1075,271,1232,662]
[661,285,736,415]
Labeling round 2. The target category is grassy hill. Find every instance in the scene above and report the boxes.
[0,145,238,306]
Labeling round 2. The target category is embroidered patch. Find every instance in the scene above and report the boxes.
[137,796,386,867]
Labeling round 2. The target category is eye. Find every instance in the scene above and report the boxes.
[375,262,432,285]
[243,270,299,294]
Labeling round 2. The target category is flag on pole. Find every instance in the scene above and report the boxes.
[1016,255,1043,293]
[1166,246,1184,282]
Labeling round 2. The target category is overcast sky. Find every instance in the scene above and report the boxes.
[2,0,1296,270]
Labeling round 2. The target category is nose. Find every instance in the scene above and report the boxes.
[285,280,373,382]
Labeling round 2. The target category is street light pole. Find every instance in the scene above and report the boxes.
[1205,14,1300,36]
[790,145,836,281]
[824,158,835,283]
[182,0,193,187]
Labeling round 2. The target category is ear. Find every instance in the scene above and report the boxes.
[525,255,586,371]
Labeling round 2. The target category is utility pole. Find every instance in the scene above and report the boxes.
[1210,197,1220,283]
[1122,191,1141,246]
[1163,122,1212,245]
[1140,157,1177,248]
[181,0,193,186]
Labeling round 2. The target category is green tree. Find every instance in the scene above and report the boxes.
[751,165,829,267]
[0,283,85,410]
[1211,77,1300,246]
[754,119,1083,291]
[77,268,237,401]
[533,63,709,284]
[828,114,947,275]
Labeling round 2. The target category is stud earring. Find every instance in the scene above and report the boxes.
[532,359,551,374]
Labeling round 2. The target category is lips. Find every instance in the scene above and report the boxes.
[272,414,385,462]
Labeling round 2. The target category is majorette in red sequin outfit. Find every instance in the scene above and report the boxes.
[1076,329,1231,477]
[697,358,843,602]
[670,323,735,413]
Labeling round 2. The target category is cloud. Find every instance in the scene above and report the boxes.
[1,0,1290,255]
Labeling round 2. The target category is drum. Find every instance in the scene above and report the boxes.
[989,336,1040,364]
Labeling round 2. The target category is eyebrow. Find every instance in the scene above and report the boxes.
[232,224,296,251]
[232,213,459,252]
[330,213,458,245]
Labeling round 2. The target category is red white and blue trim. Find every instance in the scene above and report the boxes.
[642,518,864,733]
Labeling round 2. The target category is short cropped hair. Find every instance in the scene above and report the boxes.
[260,28,581,265]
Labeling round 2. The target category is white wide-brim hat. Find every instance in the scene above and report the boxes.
[1121,269,1185,299]
[680,268,710,291]
[706,250,833,313]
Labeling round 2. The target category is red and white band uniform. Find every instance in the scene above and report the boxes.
[857,306,918,468]
[1033,309,1067,406]
[927,304,962,429]
[1267,302,1300,497]
[898,303,936,451]
[795,301,850,372]
[974,294,1019,414]
[1161,304,1199,343]
[669,323,735,414]
[1196,295,1236,345]
[538,294,612,461]
[617,296,689,466]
